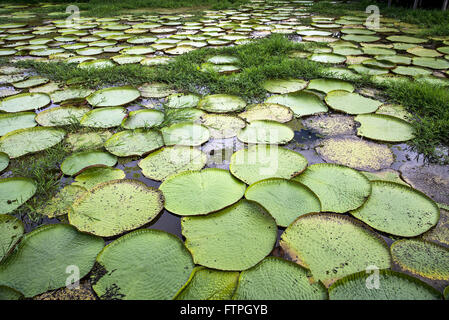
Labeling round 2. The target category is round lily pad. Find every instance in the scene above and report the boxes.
[341,34,380,42]
[104,129,164,157]
[121,109,164,129]
[80,107,127,128]
[139,146,207,181]
[265,91,328,117]
[161,121,210,146]
[361,169,408,186]
[69,179,164,237]
[294,163,371,213]
[412,57,449,70]
[87,86,140,107]
[174,267,239,300]
[201,114,246,139]
[78,59,115,69]
[159,168,246,216]
[245,178,320,227]
[0,177,36,214]
[61,151,118,176]
[351,181,440,237]
[0,286,23,300]
[207,55,240,65]
[0,214,24,262]
[386,35,427,44]
[391,239,449,281]
[307,78,354,93]
[181,199,277,270]
[407,46,442,58]
[166,93,200,109]
[92,229,193,300]
[139,82,174,98]
[280,213,391,286]
[230,145,308,185]
[0,92,50,112]
[0,224,104,297]
[0,112,36,136]
[233,257,328,300]
[35,105,91,126]
[422,208,449,247]
[309,53,346,64]
[66,130,113,152]
[328,270,442,300]
[0,127,65,158]
[12,76,49,89]
[262,79,308,94]
[0,152,8,173]
[237,120,294,144]
[38,185,87,218]
[50,88,94,103]
[392,66,432,76]
[316,137,394,171]
[325,90,382,114]
[238,103,293,123]
[198,94,246,113]
[72,167,126,190]
[355,114,414,142]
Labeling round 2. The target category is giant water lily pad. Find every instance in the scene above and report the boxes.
[266,91,328,117]
[392,66,432,76]
[175,267,239,300]
[233,257,328,300]
[161,122,210,146]
[0,153,8,173]
[198,94,246,113]
[200,114,246,139]
[121,109,164,129]
[316,137,394,171]
[61,151,117,176]
[294,163,371,213]
[328,270,441,300]
[309,53,346,64]
[139,146,207,181]
[80,107,127,128]
[361,169,408,185]
[238,103,293,123]
[66,130,113,152]
[0,215,24,262]
[69,179,164,237]
[0,127,65,158]
[87,86,140,107]
[422,208,449,247]
[307,78,354,93]
[0,178,36,214]
[138,82,174,98]
[92,229,193,300]
[280,213,391,286]
[355,114,414,142]
[0,224,104,297]
[302,114,355,136]
[245,178,320,227]
[0,112,36,136]
[35,105,91,126]
[230,145,308,185]
[0,286,23,300]
[104,129,164,157]
[391,239,449,281]
[351,181,439,237]
[72,167,126,190]
[159,168,245,216]
[0,92,50,112]
[386,35,427,44]
[325,91,382,114]
[262,79,308,94]
[166,93,200,109]
[50,88,93,103]
[412,57,449,70]
[181,199,277,270]
[38,185,87,218]
[237,120,293,144]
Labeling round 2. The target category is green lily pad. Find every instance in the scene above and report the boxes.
[329,270,442,300]
[309,53,346,64]
[341,34,380,42]
[307,78,354,93]
[38,185,87,218]
[0,92,50,112]
[361,169,408,186]
[0,112,36,136]
[280,213,391,286]
[139,82,175,98]
[12,76,49,89]
[92,229,193,300]
[348,64,389,75]
[0,152,8,173]
[61,151,118,176]
[0,214,24,262]
[412,57,449,70]
[50,88,94,103]
[121,109,164,129]
[294,163,371,213]
[262,79,308,94]
[237,120,294,144]
[200,114,246,139]
[333,46,364,56]
[230,145,308,185]
[386,35,427,44]
[0,224,104,297]
[198,94,246,113]
[0,177,36,214]
[325,90,382,114]
[351,181,440,237]
[181,199,277,270]
[238,103,293,123]
[161,121,210,146]
[87,86,140,107]
[375,55,412,65]
[392,66,432,76]
[265,91,328,117]
[69,179,164,237]
[80,107,127,128]
[65,130,113,152]
[139,146,207,181]
[35,105,91,126]
[72,167,126,190]
[166,93,200,109]
[207,55,240,64]
[175,267,239,300]
[245,178,320,227]
[391,239,449,281]
[0,286,23,300]
[0,127,65,158]
[233,257,328,300]
[407,46,442,58]
[159,168,245,216]
[78,59,116,69]
[355,114,414,142]
[104,129,164,157]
